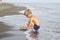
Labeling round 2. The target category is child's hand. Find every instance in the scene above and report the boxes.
[22,26,27,29]
[20,26,27,31]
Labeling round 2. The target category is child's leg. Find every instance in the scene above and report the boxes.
[29,25,36,31]
[30,24,40,31]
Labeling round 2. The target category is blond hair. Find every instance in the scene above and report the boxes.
[24,9,32,16]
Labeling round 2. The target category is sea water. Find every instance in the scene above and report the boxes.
[0,3,60,40]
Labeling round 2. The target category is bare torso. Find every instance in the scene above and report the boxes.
[30,16,40,27]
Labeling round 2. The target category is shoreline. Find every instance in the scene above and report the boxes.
[0,3,27,40]
[0,3,26,17]
[0,2,60,40]
[0,21,26,40]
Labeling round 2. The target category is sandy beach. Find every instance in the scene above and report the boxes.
[0,3,26,17]
[0,2,60,40]
[0,3,27,40]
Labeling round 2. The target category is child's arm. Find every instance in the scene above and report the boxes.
[22,19,32,29]
[27,19,32,28]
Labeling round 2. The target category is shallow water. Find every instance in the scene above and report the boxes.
[0,3,60,40]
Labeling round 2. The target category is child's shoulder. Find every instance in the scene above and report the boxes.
[30,16,37,21]
[31,16,37,19]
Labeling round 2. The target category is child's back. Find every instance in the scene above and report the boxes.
[29,16,40,31]
[30,16,40,26]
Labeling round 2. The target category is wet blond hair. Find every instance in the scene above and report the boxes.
[24,9,32,16]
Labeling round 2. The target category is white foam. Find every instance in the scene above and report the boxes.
[19,10,25,14]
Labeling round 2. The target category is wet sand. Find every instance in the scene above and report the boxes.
[0,3,60,40]
[0,3,26,17]
[0,22,14,39]
[0,22,13,33]
[0,3,27,40]
[0,21,27,40]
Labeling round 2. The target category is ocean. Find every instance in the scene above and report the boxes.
[0,3,60,40]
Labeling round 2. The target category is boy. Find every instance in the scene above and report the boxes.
[22,9,40,31]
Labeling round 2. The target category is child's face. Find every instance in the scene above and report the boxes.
[26,13,32,18]
[24,9,32,18]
